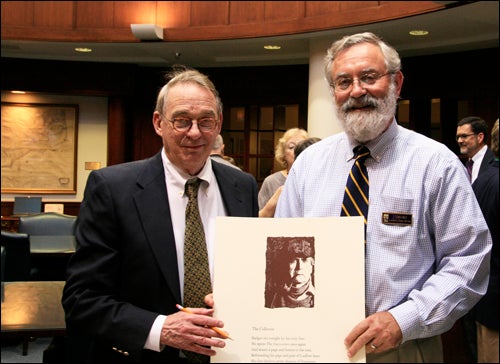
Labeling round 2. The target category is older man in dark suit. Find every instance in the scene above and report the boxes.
[62,67,258,364]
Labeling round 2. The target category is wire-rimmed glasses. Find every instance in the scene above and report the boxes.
[164,116,218,132]
[330,72,393,92]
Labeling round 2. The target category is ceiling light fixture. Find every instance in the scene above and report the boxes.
[263,45,281,50]
[409,30,429,36]
[131,24,164,41]
[74,47,93,53]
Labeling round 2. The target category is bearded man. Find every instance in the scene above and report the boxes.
[274,32,492,364]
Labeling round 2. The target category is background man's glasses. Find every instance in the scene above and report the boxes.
[166,117,218,132]
[330,72,392,92]
[456,133,476,141]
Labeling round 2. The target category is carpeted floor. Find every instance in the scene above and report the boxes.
[1,337,51,363]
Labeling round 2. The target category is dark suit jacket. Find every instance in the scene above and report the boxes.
[62,152,259,363]
[472,160,499,330]
[478,147,496,175]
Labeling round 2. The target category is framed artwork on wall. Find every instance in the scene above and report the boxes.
[1,102,79,194]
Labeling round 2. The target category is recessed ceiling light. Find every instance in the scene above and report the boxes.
[263,45,281,50]
[11,90,26,94]
[409,30,429,36]
[74,47,93,53]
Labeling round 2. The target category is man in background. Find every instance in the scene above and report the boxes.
[456,116,496,183]
[210,134,241,169]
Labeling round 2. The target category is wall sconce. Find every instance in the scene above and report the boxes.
[130,24,164,41]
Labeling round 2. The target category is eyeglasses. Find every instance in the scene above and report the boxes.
[330,72,392,92]
[456,133,476,141]
[165,117,218,132]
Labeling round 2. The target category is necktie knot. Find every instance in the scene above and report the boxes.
[185,177,202,199]
[354,145,370,162]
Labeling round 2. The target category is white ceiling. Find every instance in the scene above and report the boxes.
[1,1,498,68]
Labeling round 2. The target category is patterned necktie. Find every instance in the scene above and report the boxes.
[466,159,474,182]
[341,146,370,239]
[183,178,211,363]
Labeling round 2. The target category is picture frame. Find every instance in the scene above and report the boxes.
[1,102,79,194]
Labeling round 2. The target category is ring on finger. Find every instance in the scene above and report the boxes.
[370,343,377,350]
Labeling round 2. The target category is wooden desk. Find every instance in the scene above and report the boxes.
[1,216,20,232]
[1,281,66,355]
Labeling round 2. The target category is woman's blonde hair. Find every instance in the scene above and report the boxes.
[491,119,499,157]
[274,128,309,168]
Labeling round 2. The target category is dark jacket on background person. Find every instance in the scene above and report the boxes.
[472,160,499,330]
[478,147,496,174]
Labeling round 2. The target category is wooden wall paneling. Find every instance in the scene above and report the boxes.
[63,202,81,216]
[339,1,378,12]
[1,1,35,25]
[440,98,460,156]
[264,1,304,21]
[33,1,74,28]
[113,1,159,28]
[133,114,162,161]
[1,1,446,42]
[157,1,191,28]
[190,1,229,27]
[466,97,499,135]
[1,201,13,217]
[336,1,441,25]
[75,1,115,28]
[108,96,130,166]
[409,98,432,137]
[305,1,341,17]
[229,1,265,25]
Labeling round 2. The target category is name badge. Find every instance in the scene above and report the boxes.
[382,212,412,226]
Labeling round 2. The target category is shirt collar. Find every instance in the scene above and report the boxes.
[161,149,215,196]
[471,144,488,163]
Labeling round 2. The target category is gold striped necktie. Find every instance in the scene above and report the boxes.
[341,146,370,239]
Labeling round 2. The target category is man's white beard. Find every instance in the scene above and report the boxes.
[335,84,398,143]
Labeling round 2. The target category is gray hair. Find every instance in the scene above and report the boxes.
[155,66,223,116]
[212,134,224,150]
[324,32,401,86]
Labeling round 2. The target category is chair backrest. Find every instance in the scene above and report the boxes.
[1,231,32,281]
[18,212,76,236]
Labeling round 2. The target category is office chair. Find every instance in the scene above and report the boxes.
[18,212,76,236]
[0,231,35,281]
[17,212,76,281]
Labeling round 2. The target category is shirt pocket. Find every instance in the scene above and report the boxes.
[376,195,416,247]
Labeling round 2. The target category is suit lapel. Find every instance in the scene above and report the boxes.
[133,153,182,304]
[212,162,247,216]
